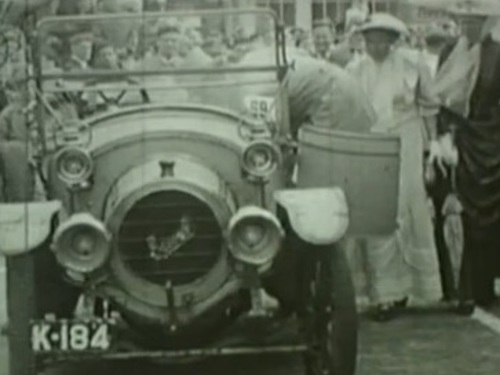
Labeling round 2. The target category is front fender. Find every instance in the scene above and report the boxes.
[0,201,61,256]
[274,188,349,245]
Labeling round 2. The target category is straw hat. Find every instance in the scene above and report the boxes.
[359,13,409,36]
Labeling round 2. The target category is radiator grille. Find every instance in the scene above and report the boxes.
[117,190,223,286]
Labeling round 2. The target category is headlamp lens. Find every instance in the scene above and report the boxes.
[64,155,86,174]
[227,207,283,266]
[72,232,96,257]
[53,213,111,274]
[55,146,93,185]
[240,222,266,248]
[242,141,280,179]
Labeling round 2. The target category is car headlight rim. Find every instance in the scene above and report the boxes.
[241,140,281,179]
[53,214,111,274]
[54,146,94,185]
[227,207,283,266]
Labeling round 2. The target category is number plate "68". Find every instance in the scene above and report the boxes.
[31,320,112,352]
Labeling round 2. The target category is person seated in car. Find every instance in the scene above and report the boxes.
[179,27,214,68]
[54,28,97,116]
[202,29,231,66]
[63,29,95,72]
[128,21,189,103]
[140,21,184,70]
[87,40,148,109]
[92,40,120,70]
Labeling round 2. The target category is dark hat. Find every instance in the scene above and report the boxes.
[69,30,95,44]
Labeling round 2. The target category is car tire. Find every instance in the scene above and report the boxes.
[303,244,358,375]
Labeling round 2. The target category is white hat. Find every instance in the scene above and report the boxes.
[359,13,409,36]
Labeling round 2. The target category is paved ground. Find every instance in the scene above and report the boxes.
[2,259,500,375]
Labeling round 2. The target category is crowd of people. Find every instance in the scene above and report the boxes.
[1,1,500,323]
[39,17,271,74]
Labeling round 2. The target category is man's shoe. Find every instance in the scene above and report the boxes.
[455,300,475,316]
[393,297,409,309]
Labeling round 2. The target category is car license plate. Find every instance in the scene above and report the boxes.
[30,319,113,352]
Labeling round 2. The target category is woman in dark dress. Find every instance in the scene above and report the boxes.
[432,9,500,313]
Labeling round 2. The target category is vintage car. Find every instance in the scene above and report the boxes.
[0,8,400,375]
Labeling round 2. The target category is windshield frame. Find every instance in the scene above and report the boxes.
[29,8,289,154]
[32,7,288,89]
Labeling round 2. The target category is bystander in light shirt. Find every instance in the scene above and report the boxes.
[346,13,443,317]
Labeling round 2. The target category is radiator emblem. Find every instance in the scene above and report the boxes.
[146,215,195,261]
[159,161,176,177]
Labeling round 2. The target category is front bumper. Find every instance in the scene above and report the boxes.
[32,312,307,366]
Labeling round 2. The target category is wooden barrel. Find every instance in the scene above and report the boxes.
[296,125,401,236]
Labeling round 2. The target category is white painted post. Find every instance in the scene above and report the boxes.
[295,0,312,30]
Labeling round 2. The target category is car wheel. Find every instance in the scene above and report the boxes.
[303,244,358,375]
